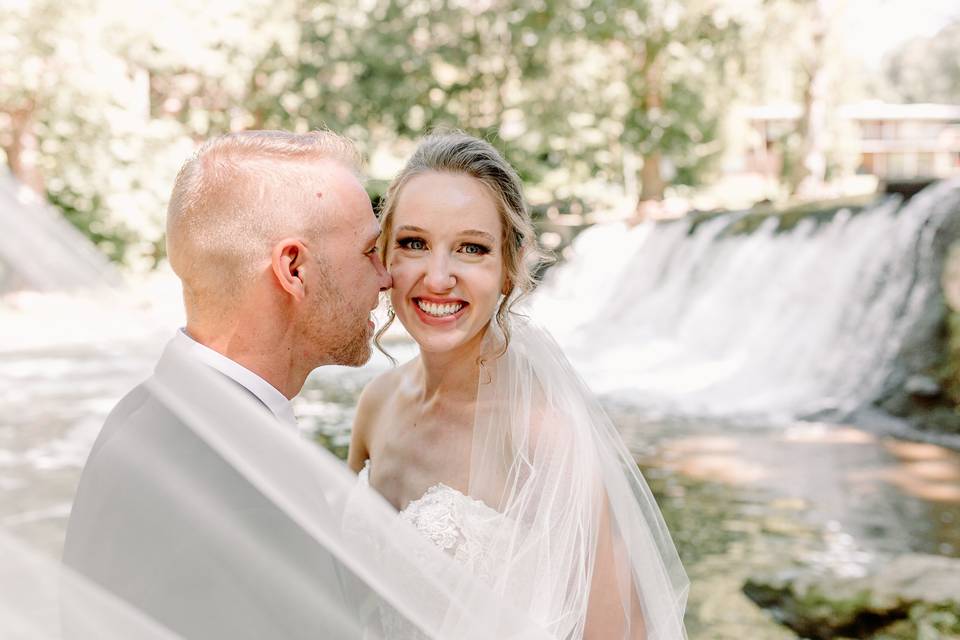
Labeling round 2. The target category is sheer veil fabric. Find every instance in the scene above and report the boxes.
[0,531,177,640]
[468,316,688,639]
[4,320,685,639]
[48,337,550,640]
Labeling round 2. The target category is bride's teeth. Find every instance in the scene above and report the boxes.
[417,300,463,317]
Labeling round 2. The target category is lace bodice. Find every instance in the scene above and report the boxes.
[358,461,502,580]
[356,462,506,639]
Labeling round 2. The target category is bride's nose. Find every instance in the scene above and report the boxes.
[424,253,455,292]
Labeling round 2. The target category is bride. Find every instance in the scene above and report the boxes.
[348,132,688,639]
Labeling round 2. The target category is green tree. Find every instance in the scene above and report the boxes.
[884,18,960,103]
[532,0,756,205]
[1,0,774,266]
[256,0,754,206]
[255,2,555,180]
[0,0,162,262]
[0,0,295,266]
[736,0,866,198]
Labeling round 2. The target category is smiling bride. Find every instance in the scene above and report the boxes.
[348,132,688,640]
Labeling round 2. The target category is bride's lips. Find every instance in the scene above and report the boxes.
[410,297,469,325]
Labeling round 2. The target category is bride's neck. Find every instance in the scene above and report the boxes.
[416,332,486,404]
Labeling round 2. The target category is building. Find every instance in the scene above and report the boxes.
[740,102,960,182]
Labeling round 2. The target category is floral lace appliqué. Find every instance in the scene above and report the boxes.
[359,463,501,581]
[356,462,506,639]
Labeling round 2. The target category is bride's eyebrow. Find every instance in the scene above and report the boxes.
[395,225,495,244]
[459,229,496,244]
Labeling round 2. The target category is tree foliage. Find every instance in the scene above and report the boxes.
[884,18,960,104]
[1,0,778,266]
[254,0,755,202]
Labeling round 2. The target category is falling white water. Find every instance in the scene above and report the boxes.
[531,179,960,422]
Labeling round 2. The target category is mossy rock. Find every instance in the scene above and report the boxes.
[744,572,896,639]
[744,554,960,639]
[687,193,880,237]
[875,604,960,640]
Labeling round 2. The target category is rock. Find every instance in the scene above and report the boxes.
[743,554,960,639]
[868,555,960,606]
[905,375,942,399]
[921,407,960,437]
[870,180,960,441]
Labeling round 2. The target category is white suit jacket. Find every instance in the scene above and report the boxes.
[62,337,356,639]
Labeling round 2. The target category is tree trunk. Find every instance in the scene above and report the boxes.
[639,150,665,202]
[794,0,831,198]
[636,45,666,211]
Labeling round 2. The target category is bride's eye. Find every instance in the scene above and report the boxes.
[460,243,490,256]
[397,237,427,251]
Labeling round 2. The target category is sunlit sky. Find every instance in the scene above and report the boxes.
[844,0,960,68]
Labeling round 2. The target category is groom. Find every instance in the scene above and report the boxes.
[62,130,391,638]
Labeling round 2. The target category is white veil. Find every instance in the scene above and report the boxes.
[0,531,177,640]
[3,319,686,639]
[5,337,551,639]
[468,316,688,639]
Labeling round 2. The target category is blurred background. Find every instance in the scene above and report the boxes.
[2,0,960,638]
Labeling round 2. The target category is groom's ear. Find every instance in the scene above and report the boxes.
[272,240,307,301]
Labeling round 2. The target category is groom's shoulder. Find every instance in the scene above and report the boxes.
[111,381,153,415]
[88,379,176,460]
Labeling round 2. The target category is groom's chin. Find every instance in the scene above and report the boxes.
[321,322,375,368]
[337,340,373,368]
[351,346,373,368]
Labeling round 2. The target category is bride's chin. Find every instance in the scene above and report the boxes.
[408,328,471,354]
[413,332,458,348]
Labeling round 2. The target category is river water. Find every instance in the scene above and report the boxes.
[3,183,960,638]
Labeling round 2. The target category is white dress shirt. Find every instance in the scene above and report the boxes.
[173,329,299,429]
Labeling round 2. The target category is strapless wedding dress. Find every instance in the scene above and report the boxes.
[357,461,504,639]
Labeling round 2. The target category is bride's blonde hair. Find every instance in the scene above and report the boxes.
[375,132,549,358]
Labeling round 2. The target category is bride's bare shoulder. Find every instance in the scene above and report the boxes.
[360,358,419,408]
[348,360,419,471]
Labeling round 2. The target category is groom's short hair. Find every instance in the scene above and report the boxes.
[166,130,362,310]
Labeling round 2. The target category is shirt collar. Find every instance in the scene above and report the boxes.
[173,329,298,429]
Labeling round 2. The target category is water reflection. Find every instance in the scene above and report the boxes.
[621,414,960,560]
[879,440,960,505]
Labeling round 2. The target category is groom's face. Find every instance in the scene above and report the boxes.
[302,164,391,367]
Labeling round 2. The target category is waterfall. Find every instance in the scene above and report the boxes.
[532,179,960,422]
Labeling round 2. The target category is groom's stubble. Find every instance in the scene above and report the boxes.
[304,256,375,368]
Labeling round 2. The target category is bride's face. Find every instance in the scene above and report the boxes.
[387,171,505,356]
